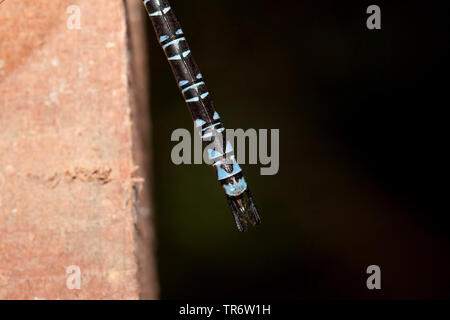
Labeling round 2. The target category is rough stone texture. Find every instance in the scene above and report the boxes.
[0,0,157,299]
[124,0,159,299]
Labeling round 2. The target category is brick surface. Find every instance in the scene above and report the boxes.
[0,0,154,299]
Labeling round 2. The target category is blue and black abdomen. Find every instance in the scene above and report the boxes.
[143,0,260,231]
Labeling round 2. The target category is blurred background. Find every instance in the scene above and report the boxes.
[145,0,449,299]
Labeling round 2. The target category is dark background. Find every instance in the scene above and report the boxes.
[145,0,450,299]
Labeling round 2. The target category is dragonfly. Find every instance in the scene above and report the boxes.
[142,0,260,231]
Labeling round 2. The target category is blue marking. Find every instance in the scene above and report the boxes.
[195,119,206,127]
[214,160,242,180]
[225,141,233,153]
[213,112,220,120]
[208,149,223,160]
[182,50,191,57]
[159,35,169,42]
[201,92,209,99]
[150,10,162,16]
[186,97,199,103]
[196,73,202,79]
[179,80,189,87]
[168,54,181,60]
[202,131,213,139]
[201,122,220,132]
[223,177,248,196]
[176,29,183,35]
[163,7,171,14]
[162,37,185,49]
[202,124,214,132]
[217,128,225,133]
[182,81,205,93]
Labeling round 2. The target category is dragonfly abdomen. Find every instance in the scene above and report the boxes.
[143,0,261,231]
